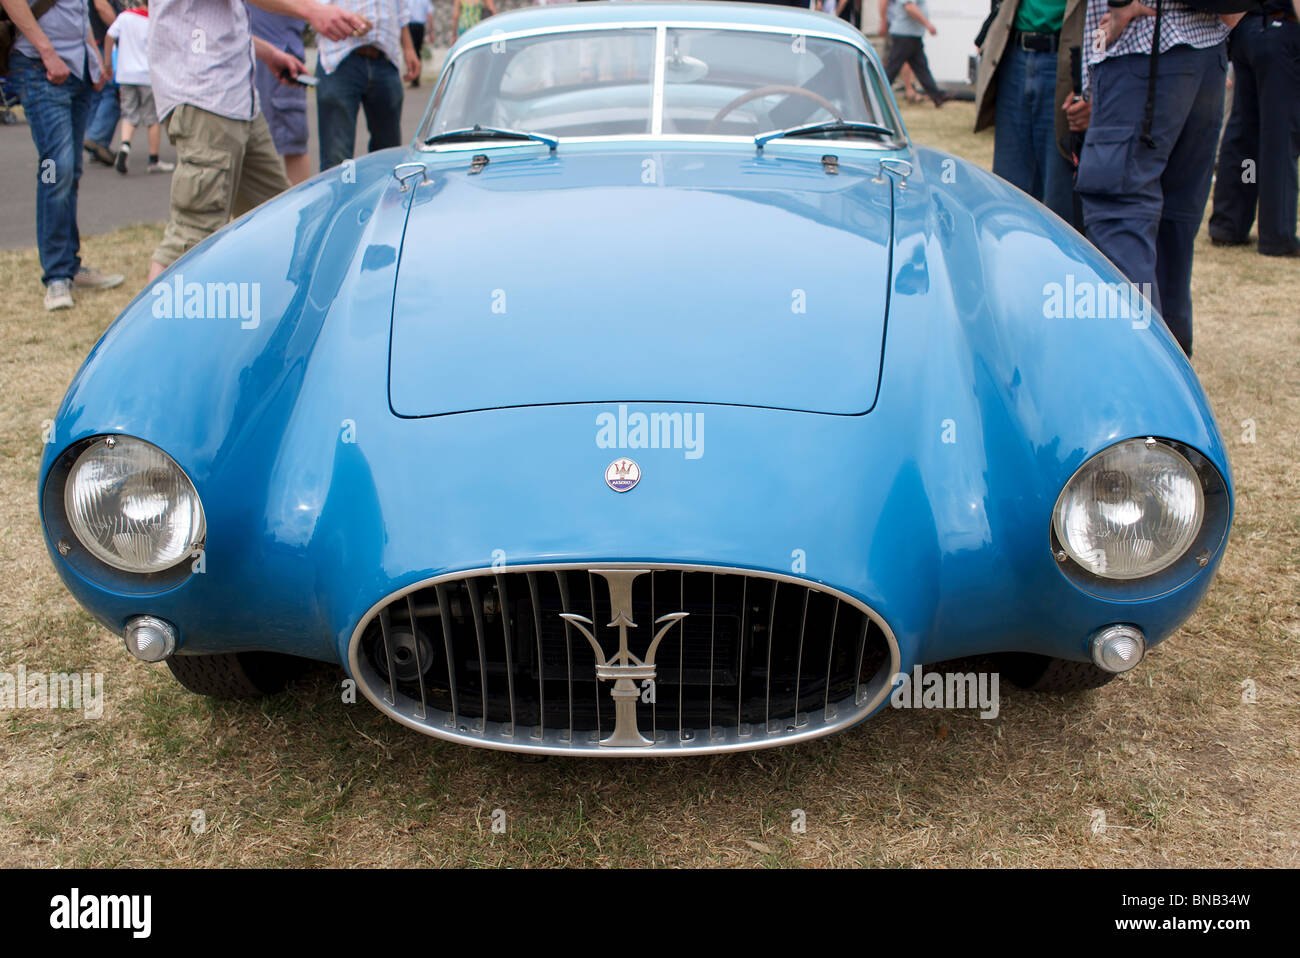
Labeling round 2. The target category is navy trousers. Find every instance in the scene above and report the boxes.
[1077,44,1228,357]
[1209,16,1300,256]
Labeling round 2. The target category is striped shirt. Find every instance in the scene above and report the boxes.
[317,0,405,74]
[1082,0,1229,96]
[148,0,260,122]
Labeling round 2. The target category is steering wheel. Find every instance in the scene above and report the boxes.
[706,85,841,134]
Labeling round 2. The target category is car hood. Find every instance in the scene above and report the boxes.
[389,149,894,417]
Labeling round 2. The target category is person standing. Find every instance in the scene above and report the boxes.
[450,0,494,42]
[250,7,311,184]
[104,0,173,174]
[83,0,123,165]
[974,0,1083,223]
[1208,0,1300,257]
[403,0,431,87]
[881,0,951,107]
[146,0,371,283]
[315,0,421,172]
[2,0,124,310]
[1075,0,1242,358]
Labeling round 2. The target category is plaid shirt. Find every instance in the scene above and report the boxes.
[317,0,406,75]
[1082,0,1230,97]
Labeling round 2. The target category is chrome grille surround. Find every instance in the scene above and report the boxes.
[346,563,900,756]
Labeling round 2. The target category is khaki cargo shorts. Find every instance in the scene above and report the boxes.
[152,104,292,269]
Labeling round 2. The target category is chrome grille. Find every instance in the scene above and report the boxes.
[347,564,898,755]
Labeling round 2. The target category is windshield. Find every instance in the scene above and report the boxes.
[423,26,898,143]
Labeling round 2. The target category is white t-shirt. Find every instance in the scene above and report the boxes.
[106,10,152,87]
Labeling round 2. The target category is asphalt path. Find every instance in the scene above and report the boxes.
[0,55,443,252]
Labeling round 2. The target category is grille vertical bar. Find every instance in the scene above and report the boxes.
[466,578,489,730]
[735,577,747,732]
[556,571,574,741]
[526,572,545,740]
[434,582,459,728]
[587,570,601,741]
[793,588,809,728]
[823,598,840,715]
[676,570,685,743]
[708,572,716,734]
[378,607,398,706]
[494,574,517,735]
[853,616,869,705]
[650,570,657,740]
[406,594,427,720]
[765,581,779,731]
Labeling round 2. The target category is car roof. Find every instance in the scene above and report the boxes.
[455,2,869,49]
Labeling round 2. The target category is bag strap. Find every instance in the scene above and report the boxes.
[21,0,62,24]
[1141,0,1163,148]
[4,0,61,26]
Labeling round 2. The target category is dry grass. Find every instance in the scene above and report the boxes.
[1,102,1298,868]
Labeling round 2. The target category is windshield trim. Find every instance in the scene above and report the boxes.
[415,20,903,149]
[419,134,902,154]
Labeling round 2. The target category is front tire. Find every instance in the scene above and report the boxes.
[999,653,1118,693]
[166,651,309,699]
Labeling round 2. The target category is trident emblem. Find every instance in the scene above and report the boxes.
[559,569,687,747]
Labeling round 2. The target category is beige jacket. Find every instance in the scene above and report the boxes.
[972,0,1086,162]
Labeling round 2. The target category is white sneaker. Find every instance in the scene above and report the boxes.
[74,265,125,290]
[45,278,75,311]
[148,159,176,173]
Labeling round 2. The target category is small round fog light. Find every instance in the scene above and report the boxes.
[124,615,177,663]
[1090,624,1146,673]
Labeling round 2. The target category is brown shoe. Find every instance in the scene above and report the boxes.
[84,141,115,166]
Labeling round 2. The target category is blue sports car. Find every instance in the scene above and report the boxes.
[39,3,1232,755]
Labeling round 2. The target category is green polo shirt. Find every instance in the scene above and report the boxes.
[1014,0,1068,33]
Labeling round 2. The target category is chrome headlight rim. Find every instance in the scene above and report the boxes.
[43,434,206,589]
[1050,437,1229,600]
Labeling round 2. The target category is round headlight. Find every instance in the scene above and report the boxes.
[1053,438,1204,580]
[63,436,205,574]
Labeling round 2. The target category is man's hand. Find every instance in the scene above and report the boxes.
[88,39,106,89]
[255,38,308,85]
[927,22,937,36]
[1099,2,1155,49]
[1063,93,1090,132]
[400,27,419,83]
[41,47,70,84]
[303,0,371,43]
[272,51,308,86]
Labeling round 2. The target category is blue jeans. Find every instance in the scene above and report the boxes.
[993,46,1075,223]
[85,74,119,148]
[10,53,92,285]
[1077,44,1228,356]
[316,50,403,171]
